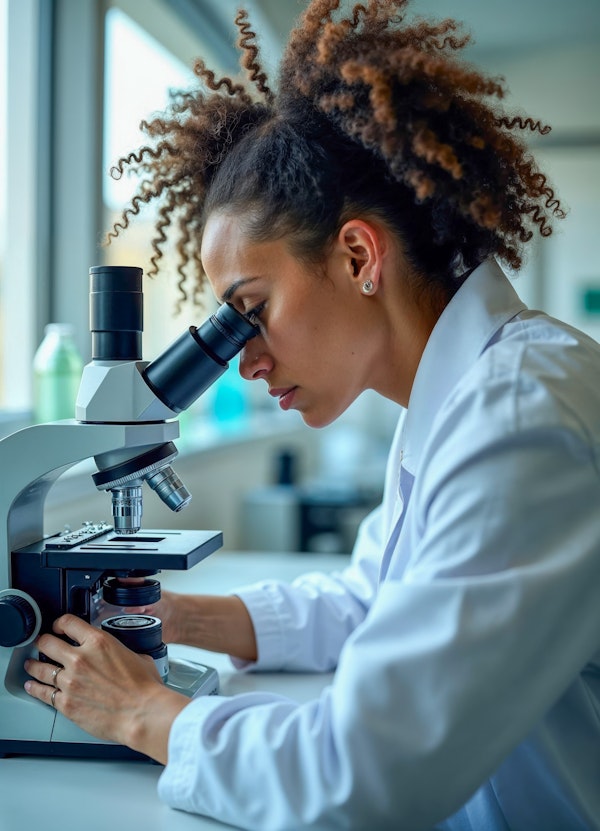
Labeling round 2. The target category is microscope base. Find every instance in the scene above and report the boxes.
[0,656,219,760]
[166,655,219,697]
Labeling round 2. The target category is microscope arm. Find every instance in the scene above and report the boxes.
[0,419,179,592]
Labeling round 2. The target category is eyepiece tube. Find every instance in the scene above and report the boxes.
[143,303,258,413]
[89,266,143,360]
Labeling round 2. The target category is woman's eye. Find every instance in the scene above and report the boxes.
[245,302,266,325]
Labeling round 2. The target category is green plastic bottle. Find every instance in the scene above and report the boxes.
[32,323,83,423]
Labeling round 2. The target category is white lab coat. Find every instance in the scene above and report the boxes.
[158,259,600,830]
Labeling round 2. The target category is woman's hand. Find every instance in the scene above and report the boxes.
[24,614,188,763]
[124,588,185,644]
[127,591,258,661]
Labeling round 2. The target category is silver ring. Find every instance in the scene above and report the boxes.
[50,688,58,708]
[51,666,64,687]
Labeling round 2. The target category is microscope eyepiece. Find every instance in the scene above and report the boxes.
[89,266,143,361]
[198,302,258,362]
[142,303,258,414]
[86,265,258,535]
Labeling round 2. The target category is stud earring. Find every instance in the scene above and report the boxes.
[361,279,374,295]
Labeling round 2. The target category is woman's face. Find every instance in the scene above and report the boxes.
[202,213,439,427]
[201,211,432,426]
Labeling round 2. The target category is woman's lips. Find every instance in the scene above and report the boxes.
[269,387,298,411]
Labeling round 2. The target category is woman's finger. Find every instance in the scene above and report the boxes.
[24,658,65,689]
[24,677,61,710]
[34,630,77,668]
[51,613,100,644]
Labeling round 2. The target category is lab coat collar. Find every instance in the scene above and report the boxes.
[401,259,527,475]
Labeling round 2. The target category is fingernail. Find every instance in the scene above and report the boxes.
[24,681,31,692]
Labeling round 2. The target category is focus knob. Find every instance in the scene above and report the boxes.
[0,594,37,647]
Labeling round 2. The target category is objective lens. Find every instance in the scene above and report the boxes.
[101,615,168,682]
[110,485,143,534]
[145,465,191,512]
[94,444,191,533]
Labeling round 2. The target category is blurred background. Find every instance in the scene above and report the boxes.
[1,0,599,553]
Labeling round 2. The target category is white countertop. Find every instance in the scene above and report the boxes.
[0,550,349,831]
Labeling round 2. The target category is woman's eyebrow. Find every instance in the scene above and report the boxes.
[220,276,260,304]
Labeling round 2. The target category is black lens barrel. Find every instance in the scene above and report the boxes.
[102,577,161,607]
[198,303,258,362]
[143,303,257,413]
[89,266,143,361]
[88,265,257,413]
[101,614,162,653]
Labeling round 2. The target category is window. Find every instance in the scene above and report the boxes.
[102,7,212,363]
[0,0,268,429]
[0,0,40,419]
[0,0,7,407]
[101,5,272,424]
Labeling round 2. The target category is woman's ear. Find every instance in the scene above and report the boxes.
[338,219,384,295]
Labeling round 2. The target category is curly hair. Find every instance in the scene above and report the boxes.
[106,0,565,308]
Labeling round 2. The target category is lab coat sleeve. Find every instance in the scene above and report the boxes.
[230,501,385,671]
[158,372,600,830]
[229,413,405,672]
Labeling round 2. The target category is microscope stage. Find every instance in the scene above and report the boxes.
[16,528,223,571]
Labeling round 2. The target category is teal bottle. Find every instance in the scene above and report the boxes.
[32,323,83,423]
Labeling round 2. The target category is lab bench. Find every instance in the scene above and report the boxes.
[0,550,348,831]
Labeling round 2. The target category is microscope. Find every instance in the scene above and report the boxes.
[0,265,257,759]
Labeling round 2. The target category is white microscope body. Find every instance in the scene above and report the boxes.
[0,265,256,758]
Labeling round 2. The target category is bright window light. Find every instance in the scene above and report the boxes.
[0,0,8,406]
[102,8,209,362]
[103,7,193,211]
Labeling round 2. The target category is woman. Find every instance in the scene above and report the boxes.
[24,1,600,828]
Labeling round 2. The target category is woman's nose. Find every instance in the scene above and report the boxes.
[239,336,273,381]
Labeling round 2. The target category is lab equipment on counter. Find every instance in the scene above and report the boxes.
[0,265,257,760]
[242,448,381,554]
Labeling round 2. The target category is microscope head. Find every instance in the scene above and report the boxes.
[77,265,258,534]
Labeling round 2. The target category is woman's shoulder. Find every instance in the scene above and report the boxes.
[435,310,600,450]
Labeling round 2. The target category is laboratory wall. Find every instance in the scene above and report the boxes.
[482,41,600,341]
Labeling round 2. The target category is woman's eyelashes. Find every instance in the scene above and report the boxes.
[245,302,266,325]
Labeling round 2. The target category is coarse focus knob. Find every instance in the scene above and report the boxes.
[0,594,37,647]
